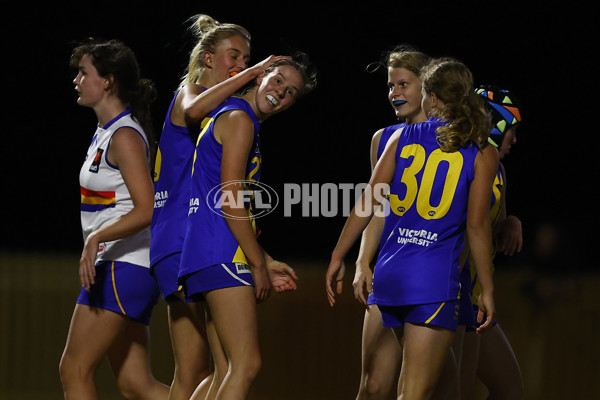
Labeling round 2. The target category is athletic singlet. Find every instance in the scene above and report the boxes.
[377,123,405,159]
[375,123,406,250]
[150,88,204,267]
[369,117,479,306]
[179,97,261,279]
[79,109,151,267]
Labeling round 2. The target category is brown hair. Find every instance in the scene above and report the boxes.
[241,52,318,97]
[71,39,157,163]
[420,57,492,151]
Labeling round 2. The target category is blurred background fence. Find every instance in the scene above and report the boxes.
[0,251,598,399]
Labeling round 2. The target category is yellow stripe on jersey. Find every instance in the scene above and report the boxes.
[191,117,215,177]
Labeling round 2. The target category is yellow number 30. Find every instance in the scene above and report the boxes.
[389,144,463,220]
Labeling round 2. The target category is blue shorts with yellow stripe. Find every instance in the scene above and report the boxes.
[77,260,160,325]
[180,262,255,302]
[150,252,184,302]
[378,300,460,331]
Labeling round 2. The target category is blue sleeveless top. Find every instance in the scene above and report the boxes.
[150,89,199,266]
[179,97,261,279]
[377,123,405,159]
[369,117,479,306]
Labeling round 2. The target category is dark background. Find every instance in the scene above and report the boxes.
[1,3,598,399]
[1,2,594,269]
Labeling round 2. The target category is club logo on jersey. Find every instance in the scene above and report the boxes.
[89,149,104,173]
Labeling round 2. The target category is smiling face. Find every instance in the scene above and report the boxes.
[388,67,426,124]
[73,54,107,108]
[253,65,304,119]
[205,35,251,85]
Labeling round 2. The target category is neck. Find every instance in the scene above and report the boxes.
[241,89,268,122]
[94,97,127,127]
[196,70,219,89]
[405,111,428,126]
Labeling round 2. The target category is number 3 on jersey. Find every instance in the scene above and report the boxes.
[389,143,463,220]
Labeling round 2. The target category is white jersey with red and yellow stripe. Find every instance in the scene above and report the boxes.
[79,109,151,267]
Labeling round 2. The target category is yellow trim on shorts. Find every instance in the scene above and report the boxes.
[425,302,445,323]
[111,261,126,315]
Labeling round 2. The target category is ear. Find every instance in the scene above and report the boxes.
[203,51,214,69]
[430,92,440,109]
[104,75,115,92]
[256,70,266,86]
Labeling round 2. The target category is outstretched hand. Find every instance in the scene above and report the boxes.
[267,258,298,293]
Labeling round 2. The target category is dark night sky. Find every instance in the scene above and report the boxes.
[1,3,595,264]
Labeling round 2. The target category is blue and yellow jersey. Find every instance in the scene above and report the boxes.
[375,123,406,252]
[369,117,479,306]
[150,90,199,267]
[179,97,261,279]
[377,123,405,159]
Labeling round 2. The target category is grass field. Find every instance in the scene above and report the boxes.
[1,252,598,399]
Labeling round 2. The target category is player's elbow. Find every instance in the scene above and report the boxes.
[183,105,204,125]
[466,214,489,238]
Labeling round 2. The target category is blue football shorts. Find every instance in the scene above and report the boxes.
[457,283,476,326]
[150,252,184,302]
[378,299,460,331]
[180,262,254,302]
[77,260,160,325]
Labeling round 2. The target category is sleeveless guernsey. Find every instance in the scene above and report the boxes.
[150,89,200,266]
[179,97,261,279]
[369,117,479,306]
[79,109,151,267]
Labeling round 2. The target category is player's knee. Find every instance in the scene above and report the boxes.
[245,352,262,381]
[233,351,262,383]
[58,353,70,383]
[363,376,385,398]
[58,352,94,388]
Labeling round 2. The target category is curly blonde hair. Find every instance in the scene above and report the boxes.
[420,58,492,152]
